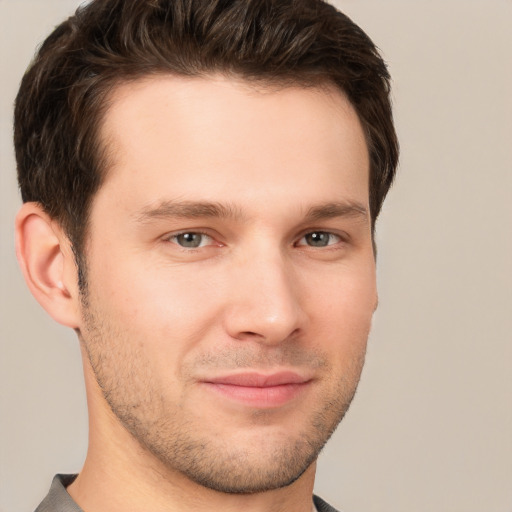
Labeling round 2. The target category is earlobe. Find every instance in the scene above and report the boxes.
[15,202,81,328]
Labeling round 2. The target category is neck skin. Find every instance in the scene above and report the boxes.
[67,347,317,512]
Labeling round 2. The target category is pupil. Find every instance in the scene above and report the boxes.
[178,233,201,248]
[307,232,328,247]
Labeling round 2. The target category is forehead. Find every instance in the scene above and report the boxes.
[94,74,369,219]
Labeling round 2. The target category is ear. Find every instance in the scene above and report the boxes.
[15,202,81,328]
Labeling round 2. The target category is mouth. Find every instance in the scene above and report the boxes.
[201,371,313,408]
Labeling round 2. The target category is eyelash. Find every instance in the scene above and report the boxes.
[295,231,343,248]
[165,231,217,250]
[164,230,346,250]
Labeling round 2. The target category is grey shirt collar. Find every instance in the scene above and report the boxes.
[35,475,82,512]
[35,474,340,512]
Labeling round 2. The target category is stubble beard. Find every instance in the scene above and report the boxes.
[79,290,366,494]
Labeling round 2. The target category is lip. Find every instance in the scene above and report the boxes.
[201,371,313,408]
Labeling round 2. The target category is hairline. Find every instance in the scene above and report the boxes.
[80,70,372,244]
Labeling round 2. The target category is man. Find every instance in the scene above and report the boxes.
[14,0,398,510]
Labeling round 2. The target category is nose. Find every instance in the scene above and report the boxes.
[222,250,307,345]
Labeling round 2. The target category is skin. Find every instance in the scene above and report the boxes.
[16,75,376,512]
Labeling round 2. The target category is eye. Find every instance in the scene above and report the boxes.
[168,232,214,249]
[297,231,341,248]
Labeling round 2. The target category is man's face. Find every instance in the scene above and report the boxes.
[78,76,376,493]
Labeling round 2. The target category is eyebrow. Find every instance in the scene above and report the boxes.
[133,199,369,225]
[303,201,369,223]
[134,200,246,224]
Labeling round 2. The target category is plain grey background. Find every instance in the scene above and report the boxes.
[1,1,511,511]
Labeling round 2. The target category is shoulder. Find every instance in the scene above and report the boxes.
[313,494,343,512]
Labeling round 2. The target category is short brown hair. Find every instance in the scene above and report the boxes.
[14,0,398,259]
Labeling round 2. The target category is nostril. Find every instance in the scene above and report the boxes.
[234,327,302,344]
[240,331,259,337]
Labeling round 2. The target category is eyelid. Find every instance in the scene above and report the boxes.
[163,230,218,248]
[294,229,348,247]
[160,228,349,250]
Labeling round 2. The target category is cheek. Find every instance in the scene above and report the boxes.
[308,258,376,317]
[87,256,225,352]
[306,262,376,354]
